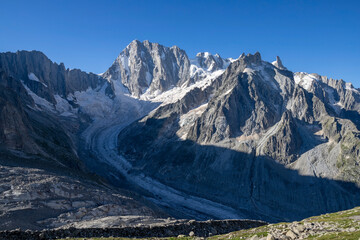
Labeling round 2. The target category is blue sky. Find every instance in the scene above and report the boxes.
[1,0,359,86]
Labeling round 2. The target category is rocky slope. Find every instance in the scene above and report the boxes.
[210,206,360,240]
[0,50,167,230]
[2,206,358,239]
[0,164,165,231]
[116,45,360,221]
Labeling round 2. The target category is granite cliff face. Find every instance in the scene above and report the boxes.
[102,40,191,97]
[0,51,114,104]
[102,40,233,99]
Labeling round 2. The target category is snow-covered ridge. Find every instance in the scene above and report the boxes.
[23,46,233,123]
[190,52,234,73]
[102,40,239,101]
[294,72,359,94]
[346,82,359,93]
[22,79,113,119]
[141,69,224,104]
[294,72,319,91]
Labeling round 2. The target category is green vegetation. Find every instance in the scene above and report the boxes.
[309,231,360,240]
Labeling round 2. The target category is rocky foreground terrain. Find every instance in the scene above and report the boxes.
[1,206,360,239]
[212,206,360,240]
[0,219,266,239]
[0,163,172,230]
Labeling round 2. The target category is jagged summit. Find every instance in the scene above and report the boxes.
[193,52,232,72]
[102,40,235,99]
[102,40,190,97]
[238,51,262,65]
[272,56,286,70]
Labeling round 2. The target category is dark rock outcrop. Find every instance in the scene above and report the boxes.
[0,219,266,239]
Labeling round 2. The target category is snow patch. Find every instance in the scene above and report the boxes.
[112,79,129,96]
[73,84,113,119]
[119,54,130,74]
[324,87,342,115]
[54,95,76,117]
[345,82,359,93]
[140,70,224,104]
[28,72,47,87]
[21,82,55,112]
[145,71,152,85]
[244,64,279,90]
[28,72,40,82]
[243,67,255,74]
[179,103,208,128]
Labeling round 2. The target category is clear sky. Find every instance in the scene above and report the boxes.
[1,0,359,86]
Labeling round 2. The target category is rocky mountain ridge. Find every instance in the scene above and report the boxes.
[102,40,234,100]
[0,40,360,230]
[116,45,360,221]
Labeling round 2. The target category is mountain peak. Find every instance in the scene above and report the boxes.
[236,52,262,66]
[194,52,228,72]
[126,39,141,48]
[241,52,262,64]
[103,40,190,97]
[272,56,286,70]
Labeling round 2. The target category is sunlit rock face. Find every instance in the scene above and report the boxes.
[117,49,360,222]
[102,40,191,97]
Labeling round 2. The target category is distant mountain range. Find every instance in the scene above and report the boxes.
[0,40,359,229]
